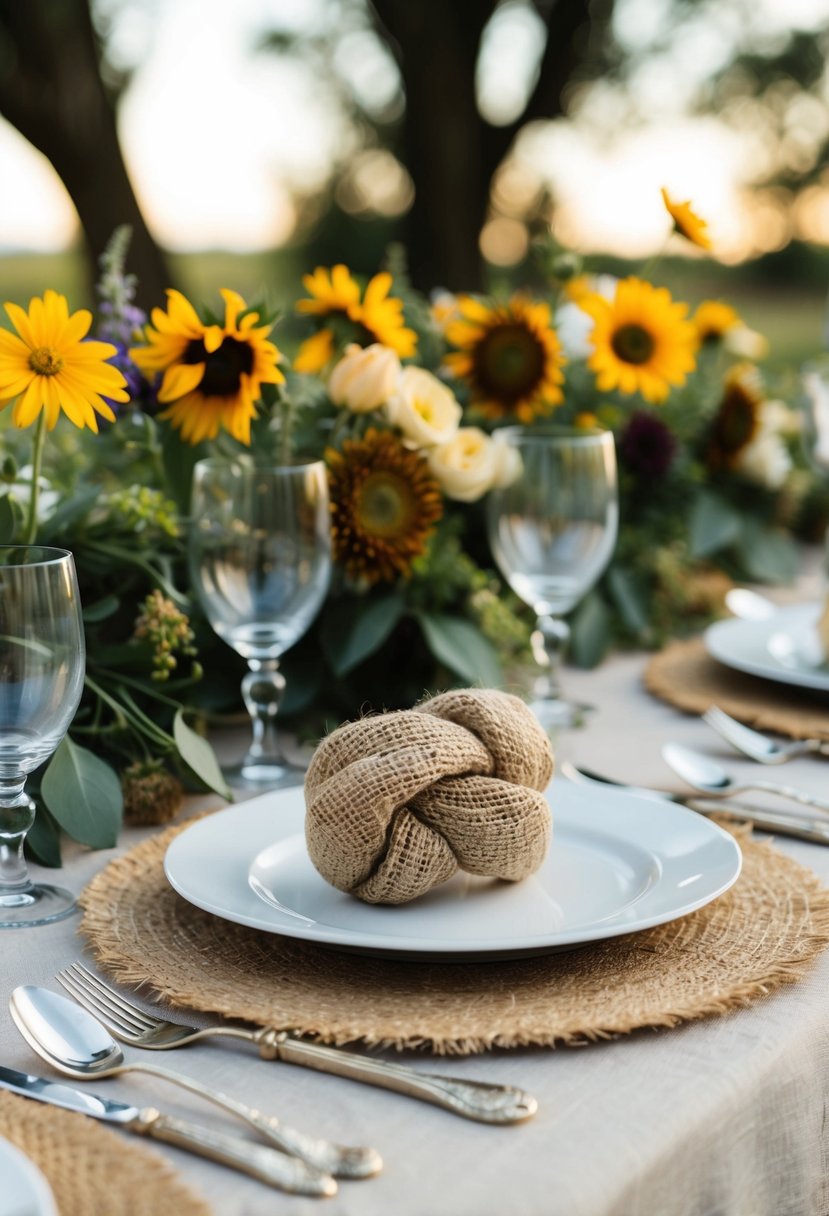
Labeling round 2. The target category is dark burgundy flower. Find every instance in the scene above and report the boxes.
[619,410,677,478]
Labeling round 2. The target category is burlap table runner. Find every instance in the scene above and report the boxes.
[0,1090,210,1216]
[77,814,829,1055]
[645,637,829,740]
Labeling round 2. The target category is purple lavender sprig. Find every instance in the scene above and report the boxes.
[95,226,156,413]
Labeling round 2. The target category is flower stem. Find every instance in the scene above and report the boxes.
[24,412,47,544]
[278,389,295,467]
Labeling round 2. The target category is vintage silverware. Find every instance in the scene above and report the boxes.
[57,962,537,1125]
[0,1063,336,1196]
[703,706,829,765]
[560,761,829,845]
[662,742,829,815]
[10,985,378,1181]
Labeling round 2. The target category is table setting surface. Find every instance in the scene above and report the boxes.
[4,628,829,1216]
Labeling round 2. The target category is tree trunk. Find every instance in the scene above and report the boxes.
[372,0,598,292]
[0,0,171,310]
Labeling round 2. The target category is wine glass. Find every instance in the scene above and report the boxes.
[189,459,332,787]
[0,546,85,928]
[486,427,618,730]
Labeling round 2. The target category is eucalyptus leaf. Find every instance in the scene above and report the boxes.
[569,592,611,669]
[689,491,742,558]
[82,594,120,624]
[322,593,405,676]
[41,737,123,849]
[738,519,799,585]
[26,804,62,867]
[416,613,502,687]
[173,708,232,800]
[606,567,650,637]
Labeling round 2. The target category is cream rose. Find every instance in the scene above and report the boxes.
[428,428,500,502]
[385,367,462,448]
[328,343,401,413]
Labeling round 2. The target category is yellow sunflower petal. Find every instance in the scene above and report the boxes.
[158,362,206,403]
[12,378,44,428]
[294,329,335,374]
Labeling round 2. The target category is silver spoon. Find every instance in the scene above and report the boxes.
[10,986,380,1181]
[724,588,778,621]
[661,743,829,815]
[703,706,829,765]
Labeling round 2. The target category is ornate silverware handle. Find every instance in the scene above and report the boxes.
[133,1107,337,1196]
[753,779,829,814]
[271,1035,538,1124]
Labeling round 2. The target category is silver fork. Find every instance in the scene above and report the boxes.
[57,963,537,1125]
[703,705,829,765]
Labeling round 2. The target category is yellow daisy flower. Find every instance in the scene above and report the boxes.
[661,187,712,251]
[130,289,284,446]
[294,265,417,373]
[580,277,698,404]
[327,428,443,585]
[0,290,129,431]
[444,295,565,424]
[693,300,741,345]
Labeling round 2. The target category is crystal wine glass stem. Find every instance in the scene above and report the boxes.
[0,779,35,899]
[532,614,570,701]
[241,660,287,765]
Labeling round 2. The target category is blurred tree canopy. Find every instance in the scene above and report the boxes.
[0,0,827,297]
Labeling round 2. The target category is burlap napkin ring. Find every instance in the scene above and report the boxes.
[304,688,554,905]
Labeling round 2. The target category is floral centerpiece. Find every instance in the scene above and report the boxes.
[0,195,819,859]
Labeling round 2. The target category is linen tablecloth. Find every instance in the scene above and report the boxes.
[3,648,829,1216]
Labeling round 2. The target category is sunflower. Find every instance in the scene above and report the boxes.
[444,295,565,424]
[661,187,712,251]
[705,364,765,469]
[0,290,129,431]
[693,300,741,345]
[130,289,283,445]
[580,277,697,404]
[295,265,417,373]
[327,427,443,585]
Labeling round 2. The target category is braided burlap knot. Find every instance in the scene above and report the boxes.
[304,688,554,904]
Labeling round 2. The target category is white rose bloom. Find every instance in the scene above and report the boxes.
[328,343,401,413]
[724,326,769,361]
[734,428,792,490]
[385,367,462,448]
[428,428,499,502]
[491,440,523,489]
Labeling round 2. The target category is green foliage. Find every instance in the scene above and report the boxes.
[41,737,123,849]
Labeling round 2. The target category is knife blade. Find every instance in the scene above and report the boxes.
[0,1065,336,1196]
[559,762,829,845]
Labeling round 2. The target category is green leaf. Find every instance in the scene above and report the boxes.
[689,491,742,558]
[416,613,502,687]
[26,805,62,867]
[161,426,208,514]
[569,592,611,669]
[0,494,18,544]
[738,519,799,585]
[321,593,405,676]
[82,595,120,624]
[41,737,123,849]
[173,708,232,800]
[606,566,650,637]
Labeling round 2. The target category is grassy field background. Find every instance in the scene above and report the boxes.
[0,245,825,371]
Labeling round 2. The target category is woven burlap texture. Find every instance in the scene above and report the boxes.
[78,815,829,1055]
[0,1090,210,1216]
[304,689,555,904]
[645,637,829,740]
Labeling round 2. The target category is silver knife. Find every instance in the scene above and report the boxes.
[560,762,829,845]
[0,1064,336,1197]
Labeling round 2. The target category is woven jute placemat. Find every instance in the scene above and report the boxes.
[0,1090,210,1216]
[645,637,829,740]
[77,813,829,1055]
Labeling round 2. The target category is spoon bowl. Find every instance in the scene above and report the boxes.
[9,985,380,1180]
[661,743,829,816]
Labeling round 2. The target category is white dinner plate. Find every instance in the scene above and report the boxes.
[164,781,742,960]
[0,1136,58,1216]
[706,603,829,694]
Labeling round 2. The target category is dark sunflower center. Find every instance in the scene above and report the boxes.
[611,324,655,366]
[357,472,414,539]
[475,324,545,400]
[714,392,757,453]
[183,336,254,397]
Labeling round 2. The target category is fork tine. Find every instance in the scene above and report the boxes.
[56,970,144,1039]
[57,965,155,1034]
[68,963,159,1030]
